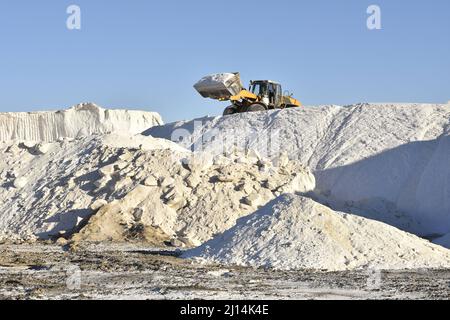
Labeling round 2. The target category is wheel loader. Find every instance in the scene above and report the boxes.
[194,73,301,116]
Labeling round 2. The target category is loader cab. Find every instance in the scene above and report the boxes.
[249,80,283,108]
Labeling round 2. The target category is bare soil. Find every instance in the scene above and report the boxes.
[0,243,449,300]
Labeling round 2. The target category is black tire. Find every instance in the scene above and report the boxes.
[223,106,237,116]
[246,103,267,113]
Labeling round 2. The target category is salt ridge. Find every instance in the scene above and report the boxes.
[0,103,163,142]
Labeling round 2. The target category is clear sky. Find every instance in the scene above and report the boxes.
[0,0,449,122]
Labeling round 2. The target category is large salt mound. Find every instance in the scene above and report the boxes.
[147,103,450,237]
[0,133,187,241]
[0,133,314,243]
[184,194,450,271]
[0,103,163,142]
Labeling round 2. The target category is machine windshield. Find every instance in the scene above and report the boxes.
[250,83,267,96]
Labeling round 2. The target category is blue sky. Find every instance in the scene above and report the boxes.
[0,0,449,122]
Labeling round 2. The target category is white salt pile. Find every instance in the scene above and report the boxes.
[68,149,314,245]
[0,131,314,245]
[0,103,163,142]
[0,132,187,242]
[2,102,450,274]
[183,194,450,271]
[147,103,450,238]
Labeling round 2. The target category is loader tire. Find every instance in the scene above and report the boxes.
[223,106,237,116]
[247,103,267,113]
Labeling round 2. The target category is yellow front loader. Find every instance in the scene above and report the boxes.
[194,73,301,116]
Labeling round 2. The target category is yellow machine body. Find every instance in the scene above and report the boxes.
[194,73,302,115]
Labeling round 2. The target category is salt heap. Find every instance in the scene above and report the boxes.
[0,103,163,142]
[0,132,315,245]
[72,150,315,245]
[0,132,187,242]
[147,103,450,240]
[184,194,450,271]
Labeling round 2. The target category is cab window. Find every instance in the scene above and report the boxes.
[251,83,267,96]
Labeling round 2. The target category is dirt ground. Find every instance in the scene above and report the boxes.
[0,243,449,300]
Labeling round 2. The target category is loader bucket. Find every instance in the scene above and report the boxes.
[194,73,244,100]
